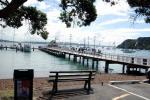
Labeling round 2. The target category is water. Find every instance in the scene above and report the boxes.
[0,44,150,79]
[0,49,89,79]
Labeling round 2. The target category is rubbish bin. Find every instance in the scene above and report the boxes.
[13,69,34,100]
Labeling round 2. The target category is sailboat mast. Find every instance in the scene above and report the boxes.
[13,28,15,45]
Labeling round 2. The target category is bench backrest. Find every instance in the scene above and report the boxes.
[49,70,96,82]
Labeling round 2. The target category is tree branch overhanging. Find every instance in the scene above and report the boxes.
[0,0,27,18]
[0,0,9,6]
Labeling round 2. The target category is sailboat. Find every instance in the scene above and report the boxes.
[22,27,31,52]
[10,28,17,49]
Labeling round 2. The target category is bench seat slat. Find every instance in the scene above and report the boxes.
[48,77,95,82]
[48,76,95,80]
[49,73,95,78]
[50,70,96,73]
[48,70,96,95]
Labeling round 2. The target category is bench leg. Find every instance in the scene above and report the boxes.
[52,82,58,95]
[87,81,91,94]
[84,80,93,94]
[84,80,92,94]
[84,80,88,89]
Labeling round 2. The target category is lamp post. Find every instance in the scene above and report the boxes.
[69,34,72,49]
[88,36,89,48]
[94,36,96,54]
[84,38,86,48]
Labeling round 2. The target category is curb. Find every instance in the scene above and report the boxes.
[109,80,141,85]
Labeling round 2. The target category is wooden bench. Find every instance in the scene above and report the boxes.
[48,70,96,95]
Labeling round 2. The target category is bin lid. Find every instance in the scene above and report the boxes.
[14,69,34,79]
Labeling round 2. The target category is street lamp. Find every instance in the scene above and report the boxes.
[69,34,72,49]
[94,36,96,54]
[88,36,89,48]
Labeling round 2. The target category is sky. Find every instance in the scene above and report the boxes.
[1,0,150,46]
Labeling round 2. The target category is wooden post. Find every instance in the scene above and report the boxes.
[62,53,65,58]
[87,58,89,67]
[15,47,17,52]
[69,54,70,60]
[136,68,138,71]
[73,55,75,62]
[139,68,141,72]
[64,53,66,58]
[92,59,94,69]
[79,56,81,63]
[105,61,109,73]
[73,55,77,62]
[33,47,34,51]
[96,60,98,68]
[126,65,130,74]
[145,68,148,73]
[82,57,85,66]
[96,60,99,71]
[122,64,125,74]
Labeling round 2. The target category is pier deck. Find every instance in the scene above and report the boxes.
[40,47,150,74]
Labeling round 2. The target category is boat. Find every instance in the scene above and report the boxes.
[121,49,136,53]
[23,44,31,52]
[10,44,17,49]
[121,41,136,53]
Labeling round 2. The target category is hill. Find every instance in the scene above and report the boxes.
[117,37,150,50]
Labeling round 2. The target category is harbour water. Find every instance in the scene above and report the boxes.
[0,43,150,79]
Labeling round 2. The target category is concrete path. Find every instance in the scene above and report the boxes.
[40,83,150,100]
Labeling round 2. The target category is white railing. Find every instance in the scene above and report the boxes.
[47,47,150,67]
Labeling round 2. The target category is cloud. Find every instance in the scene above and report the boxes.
[95,0,130,17]
[99,18,129,26]
[96,28,150,45]
[24,0,50,11]
[24,0,38,6]
[1,0,150,46]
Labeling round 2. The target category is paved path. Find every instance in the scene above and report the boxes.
[112,83,150,100]
[42,83,150,100]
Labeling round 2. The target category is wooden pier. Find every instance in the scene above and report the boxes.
[40,47,150,74]
[0,46,38,52]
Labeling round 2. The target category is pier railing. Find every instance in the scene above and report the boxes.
[47,47,150,67]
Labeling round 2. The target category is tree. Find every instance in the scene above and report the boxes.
[0,0,48,39]
[0,0,149,40]
[103,0,150,23]
[127,0,150,23]
[0,0,97,39]
[59,0,97,27]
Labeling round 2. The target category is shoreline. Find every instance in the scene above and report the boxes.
[0,73,147,98]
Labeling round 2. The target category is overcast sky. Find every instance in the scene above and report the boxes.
[1,0,150,46]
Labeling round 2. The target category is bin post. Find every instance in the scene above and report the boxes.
[14,69,34,100]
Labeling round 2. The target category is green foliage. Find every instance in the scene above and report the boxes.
[103,0,150,23]
[59,0,97,27]
[117,39,136,49]
[127,0,150,23]
[2,6,48,40]
[117,37,150,50]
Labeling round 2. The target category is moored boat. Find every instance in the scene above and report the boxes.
[23,44,31,52]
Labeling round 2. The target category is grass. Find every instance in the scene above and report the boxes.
[0,90,14,100]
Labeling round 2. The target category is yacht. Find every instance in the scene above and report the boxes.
[121,49,136,53]
[23,44,31,52]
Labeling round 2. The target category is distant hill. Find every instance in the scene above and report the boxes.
[117,37,150,50]
[0,39,49,44]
